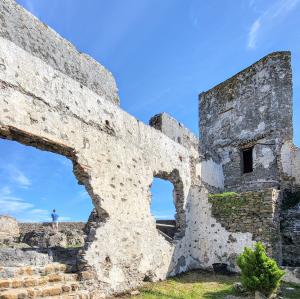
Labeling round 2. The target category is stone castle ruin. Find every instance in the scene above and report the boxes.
[0,0,299,297]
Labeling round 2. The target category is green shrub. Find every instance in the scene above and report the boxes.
[237,242,285,297]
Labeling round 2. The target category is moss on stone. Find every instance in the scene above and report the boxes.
[208,192,248,216]
[208,192,238,199]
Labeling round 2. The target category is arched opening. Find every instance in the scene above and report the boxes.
[150,170,186,241]
[0,128,98,271]
[0,139,93,224]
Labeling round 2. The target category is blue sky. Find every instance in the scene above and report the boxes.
[0,0,299,222]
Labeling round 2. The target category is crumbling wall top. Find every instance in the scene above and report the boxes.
[200,51,291,105]
[149,113,199,151]
[0,0,119,105]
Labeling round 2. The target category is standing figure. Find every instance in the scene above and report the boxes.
[51,209,59,232]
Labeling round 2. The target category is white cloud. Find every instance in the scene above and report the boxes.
[0,186,71,222]
[11,167,31,188]
[248,19,261,49]
[0,164,32,188]
[247,0,300,49]
[0,186,34,215]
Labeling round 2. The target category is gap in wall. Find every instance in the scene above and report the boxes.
[150,177,176,241]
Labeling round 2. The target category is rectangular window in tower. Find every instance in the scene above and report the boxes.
[242,147,253,174]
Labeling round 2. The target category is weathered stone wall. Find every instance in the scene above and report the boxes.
[0,1,257,295]
[281,206,300,266]
[150,113,199,151]
[18,222,86,248]
[200,52,293,192]
[19,222,85,235]
[280,191,300,266]
[0,215,19,242]
[1,0,296,296]
[150,113,224,191]
[151,115,255,273]
[208,189,282,262]
[0,30,191,294]
[0,0,119,105]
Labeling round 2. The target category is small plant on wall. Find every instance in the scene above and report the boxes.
[237,242,285,298]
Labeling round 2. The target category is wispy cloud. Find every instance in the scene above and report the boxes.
[0,186,70,222]
[247,0,300,49]
[0,162,32,188]
[5,165,31,188]
[248,19,261,49]
[0,186,34,215]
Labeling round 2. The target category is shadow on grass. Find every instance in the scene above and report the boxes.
[170,270,238,284]
[202,288,236,299]
[141,289,185,299]
[281,283,300,299]
[140,288,236,299]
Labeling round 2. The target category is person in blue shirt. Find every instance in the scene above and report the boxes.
[51,209,59,232]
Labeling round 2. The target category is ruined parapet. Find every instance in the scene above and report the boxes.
[149,113,207,203]
[150,113,199,152]
[200,52,293,192]
[0,0,119,105]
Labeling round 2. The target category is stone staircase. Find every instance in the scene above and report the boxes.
[0,263,90,299]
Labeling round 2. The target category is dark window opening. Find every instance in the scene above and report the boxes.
[242,147,253,174]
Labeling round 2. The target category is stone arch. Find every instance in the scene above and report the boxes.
[0,125,108,269]
[152,168,186,239]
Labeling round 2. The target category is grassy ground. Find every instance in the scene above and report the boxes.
[119,271,300,299]
[122,271,239,299]
[281,283,300,299]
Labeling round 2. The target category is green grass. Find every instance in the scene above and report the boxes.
[118,271,300,299]
[281,283,300,299]
[122,271,239,299]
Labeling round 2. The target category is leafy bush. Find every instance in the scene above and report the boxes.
[237,242,285,297]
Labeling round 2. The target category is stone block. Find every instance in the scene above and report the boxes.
[11,280,23,288]
[0,216,19,242]
[0,280,10,288]
[41,286,62,297]
[61,285,71,293]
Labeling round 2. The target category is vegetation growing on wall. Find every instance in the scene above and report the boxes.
[208,192,238,199]
[208,192,247,216]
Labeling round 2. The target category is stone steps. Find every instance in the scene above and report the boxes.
[43,290,90,299]
[0,263,90,299]
[0,273,78,290]
[0,263,72,279]
[0,282,82,299]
